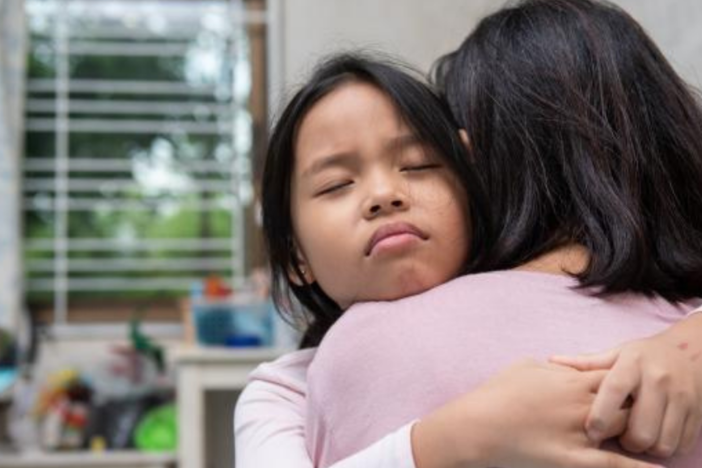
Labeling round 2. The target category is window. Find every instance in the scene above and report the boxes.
[23,0,272,334]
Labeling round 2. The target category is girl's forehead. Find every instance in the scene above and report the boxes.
[294,83,411,156]
[305,81,401,125]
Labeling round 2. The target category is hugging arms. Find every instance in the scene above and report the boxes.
[235,307,702,468]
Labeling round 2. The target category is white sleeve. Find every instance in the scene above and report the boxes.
[234,349,417,468]
[234,349,313,468]
[688,305,702,317]
[329,421,417,468]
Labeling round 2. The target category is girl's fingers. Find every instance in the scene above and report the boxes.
[601,408,631,440]
[581,448,667,468]
[550,347,621,371]
[647,399,686,457]
[619,374,667,454]
[586,357,640,442]
[584,369,610,391]
[678,409,702,454]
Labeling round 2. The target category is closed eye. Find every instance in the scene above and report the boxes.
[401,163,442,172]
[316,181,353,196]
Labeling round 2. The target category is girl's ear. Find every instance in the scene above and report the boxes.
[459,129,470,149]
[459,129,476,162]
[288,248,315,286]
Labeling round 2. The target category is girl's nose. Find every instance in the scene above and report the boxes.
[363,182,409,219]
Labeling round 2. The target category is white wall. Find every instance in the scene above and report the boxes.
[276,0,496,109]
[615,0,702,88]
[277,0,702,106]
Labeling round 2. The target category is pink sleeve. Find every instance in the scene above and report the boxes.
[234,349,417,468]
[688,305,702,317]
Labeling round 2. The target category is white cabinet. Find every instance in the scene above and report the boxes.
[0,451,176,468]
[172,347,285,468]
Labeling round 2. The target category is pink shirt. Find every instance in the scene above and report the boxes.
[306,271,702,467]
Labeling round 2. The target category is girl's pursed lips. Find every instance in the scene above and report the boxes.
[365,222,428,256]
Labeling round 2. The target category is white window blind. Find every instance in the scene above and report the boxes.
[23,0,269,328]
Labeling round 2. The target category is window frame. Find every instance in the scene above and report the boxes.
[22,0,282,339]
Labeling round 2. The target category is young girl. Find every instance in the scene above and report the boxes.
[261,55,492,346]
[237,2,702,466]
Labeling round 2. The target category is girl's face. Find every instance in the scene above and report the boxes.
[290,81,470,310]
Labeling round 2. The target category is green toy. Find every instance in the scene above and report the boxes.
[134,404,177,452]
[130,314,165,373]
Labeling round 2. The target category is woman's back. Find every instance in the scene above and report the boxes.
[306,270,701,467]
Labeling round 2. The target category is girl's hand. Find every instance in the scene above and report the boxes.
[550,313,702,458]
[412,359,664,468]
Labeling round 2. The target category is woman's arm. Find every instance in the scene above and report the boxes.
[235,351,661,468]
[412,360,663,468]
[551,305,702,457]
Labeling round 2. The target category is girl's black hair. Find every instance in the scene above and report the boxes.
[434,0,702,299]
[262,53,492,348]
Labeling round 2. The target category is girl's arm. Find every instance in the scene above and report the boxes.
[234,348,316,468]
[551,305,702,457]
[234,348,416,468]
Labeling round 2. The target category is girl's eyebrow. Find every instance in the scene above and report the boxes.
[301,134,420,179]
[301,152,356,179]
[387,133,420,152]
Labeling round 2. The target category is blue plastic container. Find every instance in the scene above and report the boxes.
[192,299,274,347]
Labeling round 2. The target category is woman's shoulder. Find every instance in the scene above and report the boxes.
[316,271,558,352]
[348,269,578,316]
[436,269,579,292]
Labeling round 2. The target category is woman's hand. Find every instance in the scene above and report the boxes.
[411,359,664,468]
[550,313,702,458]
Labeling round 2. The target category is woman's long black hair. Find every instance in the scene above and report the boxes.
[262,53,492,348]
[434,0,702,299]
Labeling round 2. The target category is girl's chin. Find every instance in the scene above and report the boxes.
[335,270,452,308]
[381,276,443,302]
